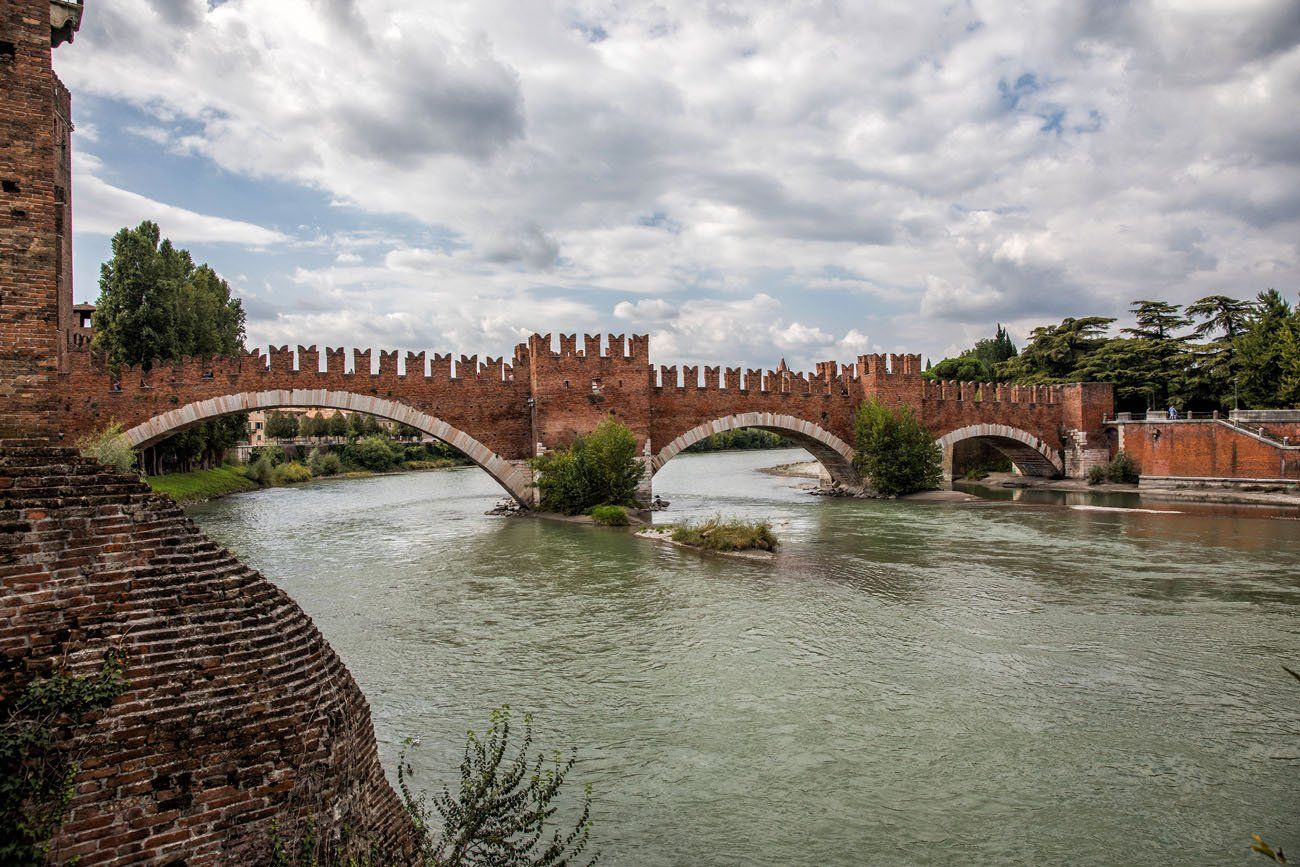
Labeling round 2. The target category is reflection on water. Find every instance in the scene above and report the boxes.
[189,449,1300,866]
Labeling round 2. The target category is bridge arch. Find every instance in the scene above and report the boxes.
[935,424,1063,479]
[119,389,534,506]
[652,412,864,492]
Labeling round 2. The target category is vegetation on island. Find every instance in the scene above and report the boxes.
[0,650,127,867]
[853,398,943,497]
[927,292,1300,413]
[665,516,779,552]
[589,505,631,526]
[532,418,645,515]
[92,221,251,474]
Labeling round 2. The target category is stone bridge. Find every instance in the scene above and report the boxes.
[58,334,1114,505]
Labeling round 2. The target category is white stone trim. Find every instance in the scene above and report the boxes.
[119,389,534,505]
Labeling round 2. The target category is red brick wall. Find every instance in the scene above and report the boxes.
[1,442,416,864]
[526,333,653,453]
[0,1,63,437]
[1118,422,1300,480]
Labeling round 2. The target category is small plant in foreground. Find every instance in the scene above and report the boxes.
[76,423,136,474]
[668,516,778,552]
[589,505,630,526]
[399,706,598,867]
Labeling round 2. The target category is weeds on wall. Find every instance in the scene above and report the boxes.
[76,423,137,474]
[0,650,127,866]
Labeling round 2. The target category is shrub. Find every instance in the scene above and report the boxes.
[668,516,778,552]
[589,505,630,526]
[271,461,312,485]
[532,418,645,514]
[399,706,597,867]
[243,456,275,485]
[306,448,343,477]
[1106,450,1140,484]
[345,435,398,472]
[853,398,942,497]
[249,444,287,467]
[77,423,136,474]
[1086,464,1107,486]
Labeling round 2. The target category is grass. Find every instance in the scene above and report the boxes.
[589,505,630,526]
[145,465,258,503]
[403,458,466,471]
[667,516,778,552]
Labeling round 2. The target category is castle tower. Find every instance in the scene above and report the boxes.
[0,0,81,437]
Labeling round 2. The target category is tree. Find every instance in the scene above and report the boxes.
[1122,300,1190,340]
[92,221,249,472]
[853,398,942,497]
[532,418,645,514]
[923,324,1018,383]
[264,411,300,441]
[327,411,350,439]
[996,316,1115,382]
[1186,295,1257,342]
[1234,290,1294,409]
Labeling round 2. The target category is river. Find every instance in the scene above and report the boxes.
[188,448,1299,866]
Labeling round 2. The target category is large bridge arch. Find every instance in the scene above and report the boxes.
[653,412,865,492]
[936,424,1063,479]
[120,389,534,506]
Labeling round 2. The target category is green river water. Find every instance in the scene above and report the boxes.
[188,448,1299,866]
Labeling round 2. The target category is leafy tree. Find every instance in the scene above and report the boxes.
[1187,295,1257,342]
[853,398,942,497]
[264,411,300,441]
[345,435,398,472]
[92,221,249,472]
[996,316,1115,383]
[327,411,350,439]
[1122,300,1190,340]
[923,324,1018,383]
[532,418,645,514]
[1234,290,1294,409]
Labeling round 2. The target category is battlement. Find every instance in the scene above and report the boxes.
[526,332,650,362]
[922,379,1061,406]
[654,362,851,395]
[855,353,924,377]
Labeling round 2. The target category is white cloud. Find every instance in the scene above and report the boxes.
[73,153,290,246]
[53,0,1300,362]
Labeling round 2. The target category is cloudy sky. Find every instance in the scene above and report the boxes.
[57,0,1300,370]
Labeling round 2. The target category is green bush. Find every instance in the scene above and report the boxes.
[249,444,287,467]
[853,398,942,497]
[1086,464,1107,486]
[589,505,630,526]
[532,418,645,514]
[243,456,274,485]
[271,461,312,485]
[306,448,343,477]
[344,435,398,472]
[668,516,778,552]
[76,423,137,474]
[1106,450,1140,484]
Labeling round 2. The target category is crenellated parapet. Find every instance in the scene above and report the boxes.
[54,332,1113,485]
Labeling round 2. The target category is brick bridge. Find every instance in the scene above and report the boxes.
[58,335,1115,505]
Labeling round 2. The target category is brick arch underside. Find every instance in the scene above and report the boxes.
[120,389,533,505]
[653,412,864,491]
[936,424,1064,478]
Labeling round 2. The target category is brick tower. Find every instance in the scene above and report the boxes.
[0,0,80,437]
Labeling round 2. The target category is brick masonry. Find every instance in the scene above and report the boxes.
[0,441,416,864]
[55,337,1116,502]
[1116,420,1300,482]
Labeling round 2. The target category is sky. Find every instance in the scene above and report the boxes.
[55,0,1300,371]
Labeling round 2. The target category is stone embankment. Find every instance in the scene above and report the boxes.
[0,441,415,864]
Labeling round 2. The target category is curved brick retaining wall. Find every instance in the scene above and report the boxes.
[0,441,415,864]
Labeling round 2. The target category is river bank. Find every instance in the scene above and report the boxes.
[957,470,1300,508]
[146,459,469,504]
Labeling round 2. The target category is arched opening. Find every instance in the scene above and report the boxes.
[652,412,864,493]
[935,424,1063,480]
[118,389,534,506]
